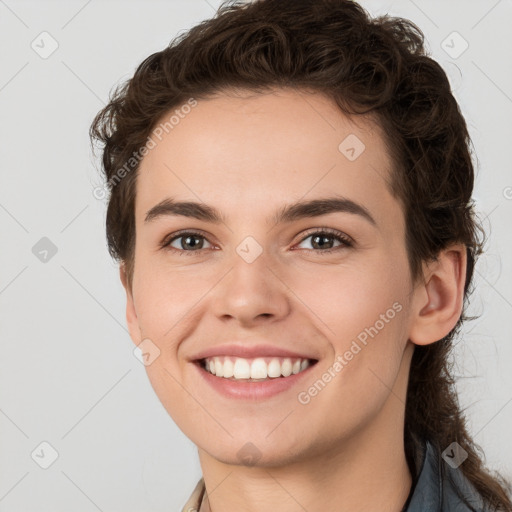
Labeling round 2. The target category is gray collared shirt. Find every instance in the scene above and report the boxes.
[405,439,486,512]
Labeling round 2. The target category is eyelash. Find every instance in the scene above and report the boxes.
[159,228,354,256]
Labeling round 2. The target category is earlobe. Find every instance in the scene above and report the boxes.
[119,263,142,346]
[409,245,467,346]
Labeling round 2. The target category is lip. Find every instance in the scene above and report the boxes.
[189,343,318,362]
[193,358,318,400]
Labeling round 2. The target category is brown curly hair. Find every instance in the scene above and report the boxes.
[90,0,512,509]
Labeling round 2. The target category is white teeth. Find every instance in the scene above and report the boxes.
[250,358,267,379]
[223,358,234,378]
[281,358,293,377]
[214,358,224,377]
[267,358,282,378]
[233,358,251,379]
[203,356,313,380]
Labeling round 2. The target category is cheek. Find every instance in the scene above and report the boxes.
[132,261,209,345]
[143,363,196,435]
[289,261,410,393]
[289,259,408,340]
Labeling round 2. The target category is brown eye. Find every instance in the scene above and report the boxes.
[161,231,213,254]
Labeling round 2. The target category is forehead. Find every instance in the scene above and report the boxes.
[136,88,398,224]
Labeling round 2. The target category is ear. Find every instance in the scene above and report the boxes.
[409,244,467,346]
[119,263,142,346]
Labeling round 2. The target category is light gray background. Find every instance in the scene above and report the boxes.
[1,0,511,511]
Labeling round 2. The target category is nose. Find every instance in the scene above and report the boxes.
[210,249,291,326]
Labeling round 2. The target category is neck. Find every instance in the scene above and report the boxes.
[198,412,413,512]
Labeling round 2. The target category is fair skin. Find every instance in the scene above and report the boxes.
[120,88,466,512]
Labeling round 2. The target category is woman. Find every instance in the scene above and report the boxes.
[90,0,512,510]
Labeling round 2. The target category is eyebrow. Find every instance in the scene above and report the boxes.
[144,195,377,227]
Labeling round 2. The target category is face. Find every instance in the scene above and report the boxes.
[123,88,417,467]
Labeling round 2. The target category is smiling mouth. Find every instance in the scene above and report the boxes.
[197,356,318,382]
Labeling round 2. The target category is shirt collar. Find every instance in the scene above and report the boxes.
[405,436,484,512]
[404,436,442,511]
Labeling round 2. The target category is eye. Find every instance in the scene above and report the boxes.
[160,227,353,256]
[160,230,213,255]
[294,228,353,254]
